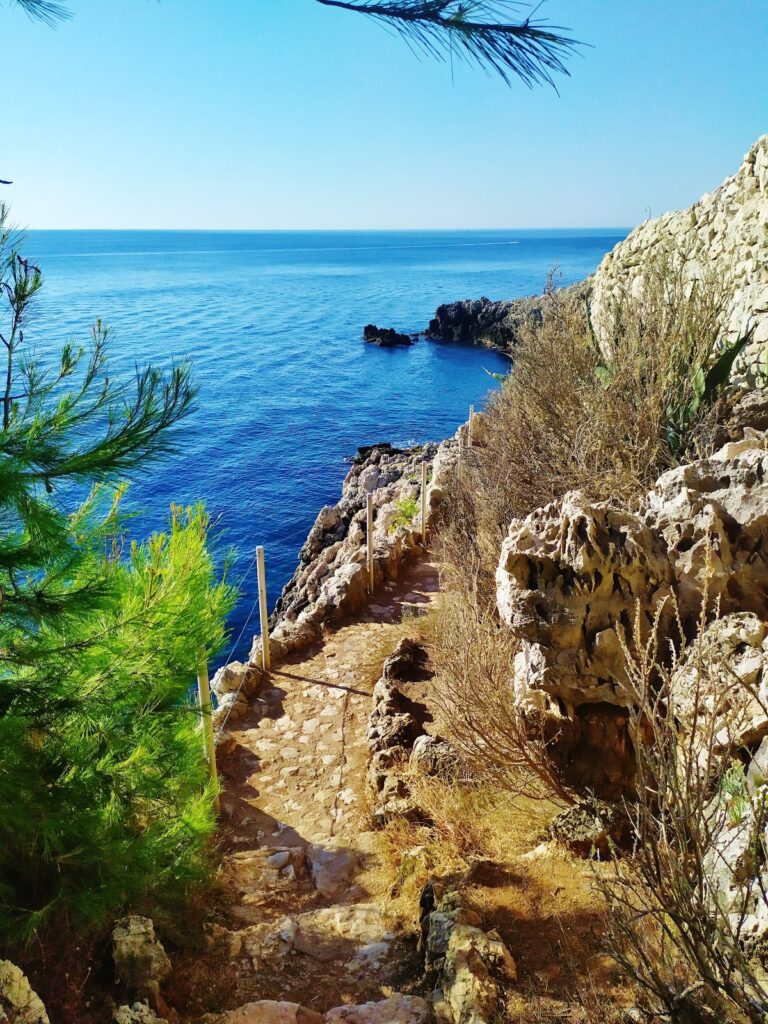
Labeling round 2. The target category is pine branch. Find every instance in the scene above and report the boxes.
[7,0,70,25]
[315,0,581,88]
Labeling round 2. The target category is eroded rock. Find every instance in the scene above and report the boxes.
[0,961,49,1024]
[113,1003,168,1024]
[201,1002,323,1024]
[324,994,429,1023]
[293,905,395,965]
[435,925,516,1024]
[547,799,630,858]
[496,434,768,792]
[250,443,441,668]
[112,916,171,1000]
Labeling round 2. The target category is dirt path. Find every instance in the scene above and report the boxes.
[171,558,439,1022]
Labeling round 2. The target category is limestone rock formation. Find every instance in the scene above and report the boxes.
[426,294,540,350]
[0,960,49,1024]
[496,431,768,793]
[113,1003,168,1024]
[669,612,768,751]
[419,889,516,1024]
[201,1003,323,1024]
[112,916,171,1002]
[250,442,443,667]
[324,995,429,1023]
[591,135,768,374]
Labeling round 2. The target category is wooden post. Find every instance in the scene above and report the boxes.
[468,403,475,447]
[197,648,220,813]
[366,493,375,594]
[421,461,428,544]
[257,545,270,673]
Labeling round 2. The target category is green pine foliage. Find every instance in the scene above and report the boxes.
[0,206,236,942]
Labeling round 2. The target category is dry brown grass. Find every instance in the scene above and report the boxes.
[368,768,635,1022]
[437,255,729,604]
[426,591,575,804]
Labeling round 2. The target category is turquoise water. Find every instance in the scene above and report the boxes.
[24,228,626,657]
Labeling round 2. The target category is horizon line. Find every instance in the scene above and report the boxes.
[23,225,633,233]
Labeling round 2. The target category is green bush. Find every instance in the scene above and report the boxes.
[0,207,235,942]
[389,496,419,533]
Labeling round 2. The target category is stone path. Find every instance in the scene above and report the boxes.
[171,559,439,1023]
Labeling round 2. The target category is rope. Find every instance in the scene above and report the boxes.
[213,594,262,742]
[211,550,264,742]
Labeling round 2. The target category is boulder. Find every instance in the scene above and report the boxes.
[382,638,431,683]
[0,961,49,1024]
[324,994,429,1023]
[306,843,358,899]
[112,916,171,999]
[202,1003,322,1024]
[293,904,394,964]
[547,799,630,858]
[113,1004,168,1024]
[410,735,461,780]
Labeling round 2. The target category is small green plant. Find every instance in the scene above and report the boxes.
[665,330,752,453]
[720,761,749,825]
[389,496,419,533]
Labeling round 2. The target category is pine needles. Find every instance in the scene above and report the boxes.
[315,0,580,87]
[7,0,69,25]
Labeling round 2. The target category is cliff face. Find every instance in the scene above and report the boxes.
[591,136,768,371]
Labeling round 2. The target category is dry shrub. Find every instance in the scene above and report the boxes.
[438,253,729,602]
[427,590,573,805]
[595,597,768,1024]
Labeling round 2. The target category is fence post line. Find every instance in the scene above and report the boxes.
[257,545,270,673]
[421,461,428,544]
[468,403,475,447]
[197,647,220,813]
[366,493,375,594]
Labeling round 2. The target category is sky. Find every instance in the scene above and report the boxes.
[2,0,767,231]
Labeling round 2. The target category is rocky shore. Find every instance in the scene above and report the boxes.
[208,419,480,728]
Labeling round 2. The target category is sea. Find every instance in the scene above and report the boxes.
[24,228,627,661]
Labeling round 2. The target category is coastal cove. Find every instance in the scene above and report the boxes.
[25,228,626,657]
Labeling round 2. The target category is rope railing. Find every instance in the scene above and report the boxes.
[196,404,478,809]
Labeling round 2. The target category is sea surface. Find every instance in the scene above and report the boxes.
[24,228,627,661]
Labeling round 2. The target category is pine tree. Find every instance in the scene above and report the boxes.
[0,207,235,941]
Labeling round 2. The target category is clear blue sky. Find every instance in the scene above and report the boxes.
[3,0,767,230]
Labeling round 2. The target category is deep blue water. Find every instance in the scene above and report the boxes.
[24,229,626,660]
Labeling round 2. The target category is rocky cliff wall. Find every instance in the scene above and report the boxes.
[591,136,768,372]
